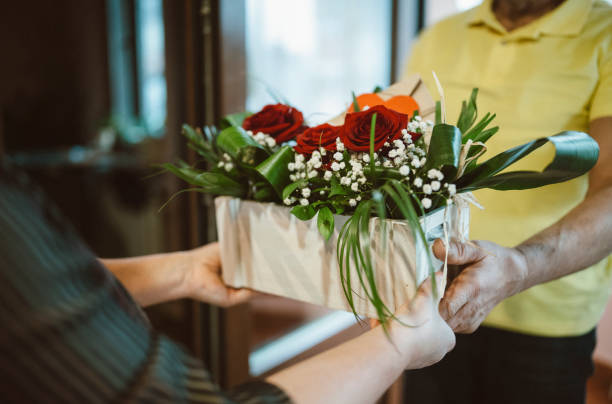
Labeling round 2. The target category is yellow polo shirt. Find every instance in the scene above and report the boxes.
[404,0,612,337]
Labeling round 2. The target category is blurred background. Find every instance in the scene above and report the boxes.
[1,1,610,402]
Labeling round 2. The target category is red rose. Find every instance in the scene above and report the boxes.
[294,123,341,155]
[242,104,306,143]
[341,105,409,152]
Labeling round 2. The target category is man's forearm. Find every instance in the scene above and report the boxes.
[517,185,612,290]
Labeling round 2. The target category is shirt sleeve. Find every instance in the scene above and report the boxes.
[590,42,612,121]
[0,161,291,404]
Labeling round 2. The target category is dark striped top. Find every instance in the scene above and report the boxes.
[0,161,290,403]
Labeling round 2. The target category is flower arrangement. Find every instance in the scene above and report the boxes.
[164,79,598,325]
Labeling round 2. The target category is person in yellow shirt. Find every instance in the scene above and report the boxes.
[404,0,612,402]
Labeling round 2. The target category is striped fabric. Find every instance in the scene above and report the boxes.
[0,161,291,403]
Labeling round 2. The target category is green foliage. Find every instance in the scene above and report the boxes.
[425,124,462,180]
[255,146,295,197]
[352,91,360,112]
[220,112,251,129]
[317,207,334,241]
[456,88,478,133]
[456,131,599,192]
[291,204,316,220]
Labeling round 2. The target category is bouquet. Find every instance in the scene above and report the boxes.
[164,75,598,325]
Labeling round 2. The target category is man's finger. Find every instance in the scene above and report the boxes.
[432,239,486,266]
[439,279,477,321]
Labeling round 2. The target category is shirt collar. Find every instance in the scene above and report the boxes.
[467,0,593,40]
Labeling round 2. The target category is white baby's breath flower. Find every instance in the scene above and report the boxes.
[295,154,305,163]
[289,174,297,182]
[349,198,357,207]
[411,158,421,168]
[431,181,441,191]
[358,177,366,184]
[320,147,327,156]
[308,170,318,178]
[356,195,362,201]
[265,137,276,148]
[401,128,408,136]
[320,190,325,195]
[383,160,393,168]
[389,149,397,158]
[339,162,346,169]
[394,157,403,165]
[301,188,311,198]
[420,157,427,166]
[295,161,305,170]
[283,198,292,205]
[300,198,309,206]
[362,154,370,163]
[313,160,322,169]
[340,176,351,186]
[217,161,225,168]
[324,170,333,181]
[384,142,390,147]
[336,137,345,152]
[423,184,432,194]
[399,165,410,176]
[224,163,234,172]
[333,152,344,161]
[414,177,423,187]
[288,162,296,171]
[351,182,359,192]
[448,184,457,196]
[427,169,438,179]
[414,115,422,122]
[421,197,432,209]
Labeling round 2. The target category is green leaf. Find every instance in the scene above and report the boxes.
[182,124,218,163]
[317,206,334,241]
[256,146,295,197]
[456,131,599,192]
[216,126,266,161]
[352,91,360,112]
[282,179,307,200]
[373,85,383,93]
[369,113,377,179]
[462,112,497,143]
[435,101,442,125]
[290,205,316,220]
[456,88,478,134]
[219,112,251,129]
[254,186,275,201]
[161,163,246,197]
[425,123,462,179]
[329,176,348,197]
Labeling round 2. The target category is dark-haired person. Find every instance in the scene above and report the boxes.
[403,0,612,403]
[0,161,454,404]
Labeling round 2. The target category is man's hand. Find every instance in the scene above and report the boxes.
[432,239,529,333]
[185,242,254,307]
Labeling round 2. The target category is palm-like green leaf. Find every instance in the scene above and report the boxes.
[256,146,295,197]
[425,124,462,179]
[457,131,599,192]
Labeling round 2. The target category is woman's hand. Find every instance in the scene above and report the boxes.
[389,273,456,369]
[184,242,254,307]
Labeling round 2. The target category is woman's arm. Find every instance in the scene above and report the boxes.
[267,275,455,404]
[101,243,251,307]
